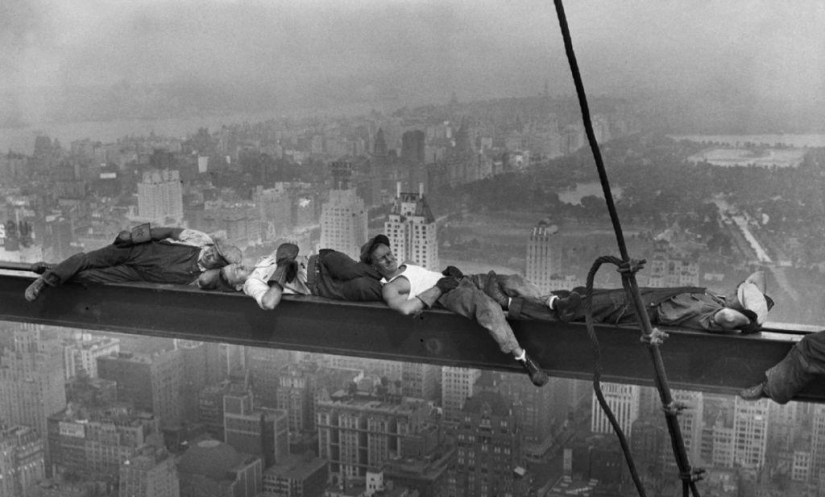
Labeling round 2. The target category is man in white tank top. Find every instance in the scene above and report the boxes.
[360,234,551,387]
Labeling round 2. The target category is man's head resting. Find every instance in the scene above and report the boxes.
[721,270,775,333]
[200,238,243,270]
[199,264,250,292]
[360,234,398,277]
[360,235,390,264]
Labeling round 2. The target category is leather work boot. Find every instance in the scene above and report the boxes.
[519,352,549,387]
[483,271,510,309]
[738,382,768,401]
[552,292,582,322]
[25,278,48,302]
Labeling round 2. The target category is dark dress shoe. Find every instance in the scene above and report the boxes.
[520,352,549,387]
[25,278,48,302]
[739,382,767,401]
[483,271,510,309]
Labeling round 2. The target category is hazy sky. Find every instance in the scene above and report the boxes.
[1,0,823,117]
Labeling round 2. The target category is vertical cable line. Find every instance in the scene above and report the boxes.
[551,1,702,495]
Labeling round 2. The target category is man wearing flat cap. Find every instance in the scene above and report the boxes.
[360,234,579,388]
[25,225,242,301]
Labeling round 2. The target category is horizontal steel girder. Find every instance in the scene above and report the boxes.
[0,273,823,401]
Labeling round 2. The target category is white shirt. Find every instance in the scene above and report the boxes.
[382,264,442,300]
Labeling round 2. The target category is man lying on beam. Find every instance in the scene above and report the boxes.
[199,242,383,309]
[24,225,242,302]
[483,270,774,335]
[359,235,580,388]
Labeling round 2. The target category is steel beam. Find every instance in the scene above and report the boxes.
[0,273,823,401]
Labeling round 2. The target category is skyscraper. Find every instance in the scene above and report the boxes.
[525,220,562,294]
[0,324,65,473]
[62,332,120,379]
[97,349,185,428]
[137,169,183,225]
[441,367,481,427]
[320,162,368,259]
[277,362,320,437]
[451,390,526,497]
[224,389,290,468]
[48,405,160,481]
[733,397,769,468]
[496,372,555,462]
[384,184,439,270]
[316,393,434,481]
[0,425,44,497]
[590,382,640,437]
[401,361,440,402]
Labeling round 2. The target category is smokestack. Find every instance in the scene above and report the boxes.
[419,182,424,196]
[397,182,402,198]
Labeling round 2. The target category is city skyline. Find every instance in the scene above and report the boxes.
[2,2,823,134]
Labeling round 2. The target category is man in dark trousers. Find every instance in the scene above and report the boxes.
[740,330,825,404]
[360,235,578,388]
[202,242,383,309]
[25,224,242,301]
[485,270,774,334]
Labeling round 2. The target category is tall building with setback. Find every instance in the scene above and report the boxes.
[320,162,368,259]
[495,372,555,462]
[199,369,251,441]
[673,390,704,468]
[174,340,225,423]
[62,332,120,379]
[733,397,769,468]
[442,367,481,428]
[590,382,640,437]
[277,362,320,438]
[316,393,435,481]
[810,404,825,480]
[137,169,183,225]
[525,220,562,294]
[0,425,45,497]
[119,442,179,497]
[96,349,184,428]
[223,389,289,468]
[246,347,291,408]
[0,324,66,471]
[401,362,440,402]
[450,390,525,497]
[384,184,439,270]
[177,438,263,497]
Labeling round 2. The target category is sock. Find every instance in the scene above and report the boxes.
[515,350,526,362]
[547,295,558,309]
